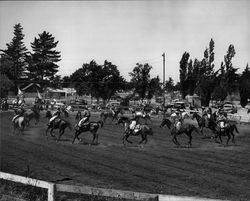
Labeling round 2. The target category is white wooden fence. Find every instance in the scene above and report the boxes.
[0,171,228,201]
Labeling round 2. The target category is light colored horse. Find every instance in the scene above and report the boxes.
[12,116,26,135]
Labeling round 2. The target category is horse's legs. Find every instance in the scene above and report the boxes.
[172,134,180,146]
[91,132,96,144]
[139,134,145,144]
[57,128,65,142]
[123,132,132,144]
[187,133,192,148]
[219,133,223,144]
[72,131,79,144]
[92,132,98,145]
[231,131,235,144]
[50,127,55,137]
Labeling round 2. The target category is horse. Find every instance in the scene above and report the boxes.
[23,108,40,126]
[12,116,26,135]
[72,120,104,144]
[132,111,151,125]
[122,124,153,145]
[14,107,26,115]
[45,118,72,142]
[116,116,131,132]
[192,112,216,137]
[100,110,121,123]
[209,120,239,145]
[159,118,173,129]
[160,118,199,147]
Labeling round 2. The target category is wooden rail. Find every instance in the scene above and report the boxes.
[0,172,55,201]
[0,172,229,201]
[56,183,158,200]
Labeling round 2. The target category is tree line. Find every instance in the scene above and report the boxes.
[0,24,163,104]
[179,39,250,107]
[0,24,249,107]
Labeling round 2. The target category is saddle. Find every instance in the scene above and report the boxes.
[80,122,90,129]
[217,120,228,131]
[130,125,141,135]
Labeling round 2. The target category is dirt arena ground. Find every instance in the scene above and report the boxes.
[1,110,250,201]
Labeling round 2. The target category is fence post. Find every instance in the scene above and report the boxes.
[48,183,55,201]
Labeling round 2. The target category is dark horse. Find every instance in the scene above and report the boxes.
[45,118,72,142]
[160,118,199,147]
[209,120,239,145]
[123,124,153,145]
[192,112,216,137]
[192,112,239,145]
[23,108,40,126]
[100,110,121,123]
[117,116,153,145]
[116,116,131,131]
[72,120,104,144]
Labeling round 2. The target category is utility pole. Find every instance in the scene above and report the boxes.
[162,52,166,107]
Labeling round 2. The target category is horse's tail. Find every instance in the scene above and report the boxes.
[21,117,26,130]
[98,120,104,128]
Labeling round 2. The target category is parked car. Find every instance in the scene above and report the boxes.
[173,101,186,110]
[244,103,250,110]
[69,99,87,111]
[54,101,66,109]
[223,103,237,114]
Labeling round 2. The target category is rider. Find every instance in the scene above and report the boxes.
[174,111,182,133]
[12,106,25,123]
[217,109,228,130]
[49,107,61,125]
[78,107,91,127]
[110,106,115,116]
[206,107,213,127]
[128,115,140,134]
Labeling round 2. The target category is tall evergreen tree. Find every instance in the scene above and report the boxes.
[179,52,190,99]
[239,64,250,107]
[27,31,61,85]
[213,44,239,101]
[0,23,28,93]
[196,39,216,106]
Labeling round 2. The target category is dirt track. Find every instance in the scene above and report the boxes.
[1,111,250,201]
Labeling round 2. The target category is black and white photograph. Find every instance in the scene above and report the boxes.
[0,1,250,201]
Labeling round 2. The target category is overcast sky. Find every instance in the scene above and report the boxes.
[0,0,249,83]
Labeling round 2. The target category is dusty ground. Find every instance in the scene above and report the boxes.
[1,111,250,201]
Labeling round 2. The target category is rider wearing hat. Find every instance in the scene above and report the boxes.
[217,109,227,130]
[12,106,25,123]
[174,111,182,133]
[78,106,91,127]
[128,115,140,134]
[49,107,61,125]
